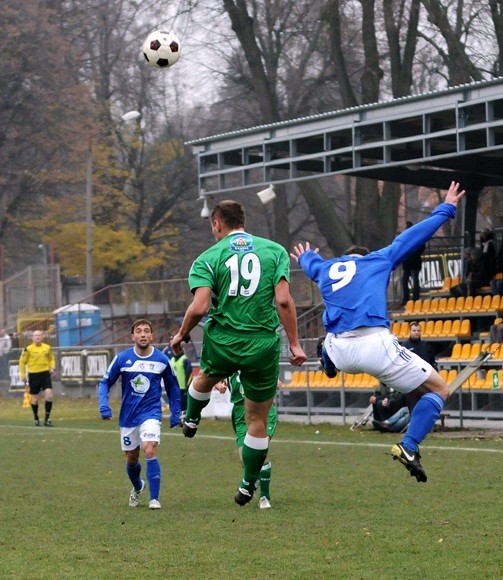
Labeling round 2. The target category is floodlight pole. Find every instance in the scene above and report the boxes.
[85,138,93,298]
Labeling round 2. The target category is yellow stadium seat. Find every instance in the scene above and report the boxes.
[431,319,443,337]
[489,343,503,360]
[360,373,379,388]
[489,294,500,311]
[421,298,431,314]
[292,371,307,388]
[391,321,401,336]
[440,277,452,292]
[470,343,481,359]
[350,373,364,388]
[310,370,323,387]
[403,300,414,315]
[332,372,342,387]
[479,295,492,312]
[462,373,478,390]
[419,320,426,333]
[483,369,503,389]
[307,370,317,387]
[462,296,474,312]
[284,370,300,388]
[449,343,462,359]
[423,320,435,338]
[439,369,449,382]
[459,343,472,360]
[450,319,461,336]
[446,369,458,384]
[429,299,440,315]
[437,297,448,313]
[412,299,423,314]
[452,296,465,313]
[438,319,453,338]
[398,321,410,339]
[445,297,456,312]
[457,319,471,338]
[472,295,482,311]
[341,373,354,387]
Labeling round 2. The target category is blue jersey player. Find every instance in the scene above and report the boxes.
[98,319,181,509]
[291,181,465,483]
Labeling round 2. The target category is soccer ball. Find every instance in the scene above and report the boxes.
[142,30,181,69]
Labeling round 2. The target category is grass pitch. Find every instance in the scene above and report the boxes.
[0,397,502,579]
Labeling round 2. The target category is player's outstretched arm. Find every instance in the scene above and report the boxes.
[290,242,319,263]
[444,181,465,207]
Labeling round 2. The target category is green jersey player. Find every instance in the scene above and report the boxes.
[171,199,306,506]
[215,372,278,509]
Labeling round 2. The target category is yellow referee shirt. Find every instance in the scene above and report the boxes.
[19,342,56,381]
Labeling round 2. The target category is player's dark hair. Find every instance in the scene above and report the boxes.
[212,200,246,229]
[131,319,153,333]
[343,245,370,256]
[409,321,421,329]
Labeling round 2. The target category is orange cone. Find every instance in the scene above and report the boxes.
[22,388,31,409]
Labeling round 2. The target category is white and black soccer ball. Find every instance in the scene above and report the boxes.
[142,30,181,69]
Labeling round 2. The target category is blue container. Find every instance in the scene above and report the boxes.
[54,304,101,346]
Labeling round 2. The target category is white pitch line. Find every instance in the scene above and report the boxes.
[1,423,502,454]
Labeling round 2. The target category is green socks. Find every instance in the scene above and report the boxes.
[184,384,211,425]
[240,434,268,492]
[259,461,272,499]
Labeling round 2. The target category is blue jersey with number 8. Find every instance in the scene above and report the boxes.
[298,203,456,334]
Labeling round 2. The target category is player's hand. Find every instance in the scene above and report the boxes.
[289,344,307,367]
[290,242,319,263]
[100,406,112,420]
[444,181,465,206]
[170,417,182,428]
[170,332,186,355]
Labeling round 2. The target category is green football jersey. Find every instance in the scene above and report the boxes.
[188,231,290,333]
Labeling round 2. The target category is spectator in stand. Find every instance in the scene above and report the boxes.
[490,241,503,296]
[401,221,425,305]
[370,388,410,433]
[0,328,12,381]
[490,321,503,344]
[402,322,438,371]
[451,236,496,297]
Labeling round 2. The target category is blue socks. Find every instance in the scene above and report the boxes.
[401,392,444,452]
[146,457,161,501]
[126,458,162,500]
[126,461,142,491]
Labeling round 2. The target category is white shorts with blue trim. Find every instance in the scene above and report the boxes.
[325,327,433,393]
[120,418,161,451]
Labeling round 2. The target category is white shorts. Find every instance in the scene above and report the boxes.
[120,419,161,451]
[325,327,433,393]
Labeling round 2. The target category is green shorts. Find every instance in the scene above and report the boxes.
[200,322,280,403]
[232,401,278,447]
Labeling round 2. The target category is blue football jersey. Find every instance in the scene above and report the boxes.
[298,203,456,334]
[98,346,181,427]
